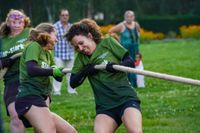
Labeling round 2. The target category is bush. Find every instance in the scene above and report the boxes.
[100,25,165,42]
[179,25,200,39]
[140,28,165,42]
[100,24,114,35]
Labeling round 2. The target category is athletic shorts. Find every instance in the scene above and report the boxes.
[96,100,141,126]
[4,80,20,116]
[15,95,48,128]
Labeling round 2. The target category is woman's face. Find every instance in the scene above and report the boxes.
[125,12,135,24]
[7,11,25,34]
[71,34,96,55]
[46,31,57,50]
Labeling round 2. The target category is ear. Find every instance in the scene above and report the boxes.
[87,33,93,39]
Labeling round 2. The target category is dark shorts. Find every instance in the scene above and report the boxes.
[96,100,141,126]
[15,95,48,128]
[4,80,20,116]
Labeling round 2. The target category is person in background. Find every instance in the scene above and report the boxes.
[109,10,141,88]
[53,9,76,95]
[0,9,31,133]
[65,18,142,133]
[15,23,77,133]
[0,38,4,133]
[135,53,145,88]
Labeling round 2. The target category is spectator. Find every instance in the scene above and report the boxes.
[53,9,76,95]
[109,10,141,88]
[64,18,142,133]
[135,53,145,88]
[0,9,31,133]
[15,23,77,133]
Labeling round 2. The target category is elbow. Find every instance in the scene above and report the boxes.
[70,74,83,88]
[70,79,79,88]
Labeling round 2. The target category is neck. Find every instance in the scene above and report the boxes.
[10,29,23,37]
[126,21,133,25]
[61,21,68,25]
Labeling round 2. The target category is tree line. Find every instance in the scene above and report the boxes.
[0,0,199,32]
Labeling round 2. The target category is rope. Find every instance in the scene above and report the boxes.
[62,64,200,86]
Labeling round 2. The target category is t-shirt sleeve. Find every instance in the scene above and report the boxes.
[24,42,41,63]
[107,36,128,60]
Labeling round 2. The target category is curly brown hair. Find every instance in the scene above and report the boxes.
[64,18,102,44]
[0,9,31,37]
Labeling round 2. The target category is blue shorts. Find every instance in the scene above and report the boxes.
[15,95,48,128]
[4,80,20,116]
[96,100,141,126]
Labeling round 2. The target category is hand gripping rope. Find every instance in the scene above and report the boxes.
[0,52,23,80]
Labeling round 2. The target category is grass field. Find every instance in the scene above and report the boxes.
[1,39,200,133]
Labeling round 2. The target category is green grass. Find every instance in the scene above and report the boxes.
[1,39,200,133]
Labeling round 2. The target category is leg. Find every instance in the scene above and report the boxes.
[51,112,77,133]
[0,99,4,133]
[53,57,64,95]
[24,105,56,133]
[4,80,25,132]
[122,107,142,133]
[7,102,25,133]
[94,114,118,133]
[65,59,77,94]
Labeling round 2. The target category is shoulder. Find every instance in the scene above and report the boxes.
[135,22,140,31]
[119,22,126,32]
[54,21,61,27]
[100,35,119,47]
[26,41,41,50]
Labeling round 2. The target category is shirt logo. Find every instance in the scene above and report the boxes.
[41,62,50,68]
[98,52,109,60]
[1,38,27,57]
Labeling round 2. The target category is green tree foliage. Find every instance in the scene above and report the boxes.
[0,0,199,31]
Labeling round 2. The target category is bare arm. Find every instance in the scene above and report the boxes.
[108,22,124,34]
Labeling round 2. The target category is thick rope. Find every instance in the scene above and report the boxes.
[62,64,200,86]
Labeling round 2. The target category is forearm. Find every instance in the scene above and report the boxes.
[26,61,53,77]
[70,72,87,88]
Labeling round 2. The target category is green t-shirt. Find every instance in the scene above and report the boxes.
[0,28,30,84]
[72,36,140,112]
[17,42,54,99]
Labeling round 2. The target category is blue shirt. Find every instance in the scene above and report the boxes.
[54,21,74,60]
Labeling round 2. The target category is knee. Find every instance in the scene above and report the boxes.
[71,128,77,133]
[10,115,24,128]
[127,128,142,133]
[62,126,77,133]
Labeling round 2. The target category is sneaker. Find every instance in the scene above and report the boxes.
[68,89,78,94]
[53,91,61,96]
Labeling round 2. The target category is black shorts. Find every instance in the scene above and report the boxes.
[96,100,141,126]
[4,80,20,116]
[15,95,48,128]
